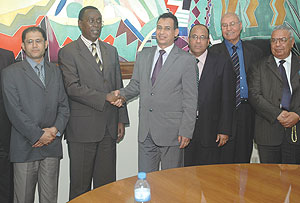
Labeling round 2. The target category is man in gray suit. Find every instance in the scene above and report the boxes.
[58,6,129,200]
[248,25,300,163]
[113,12,198,172]
[1,27,70,203]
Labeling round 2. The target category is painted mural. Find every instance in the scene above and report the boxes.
[0,0,299,62]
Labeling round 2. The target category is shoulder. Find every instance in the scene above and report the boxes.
[2,61,24,76]
[209,42,225,52]
[99,41,116,51]
[0,48,14,57]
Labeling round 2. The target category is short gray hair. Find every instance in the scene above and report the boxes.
[272,24,294,39]
[221,12,241,23]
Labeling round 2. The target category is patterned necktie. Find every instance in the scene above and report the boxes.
[34,64,45,86]
[196,58,200,87]
[279,60,291,110]
[231,45,241,107]
[151,50,166,85]
[91,43,103,71]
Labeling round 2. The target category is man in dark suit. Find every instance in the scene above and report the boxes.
[113,12,198,172]
[58,6,129,200]
[2,26,70,203]
[184,24,235,166]
[209,13,263,163]
[0,48,15,203]
[248,25,300,163]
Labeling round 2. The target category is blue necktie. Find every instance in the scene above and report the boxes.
[279,60,291,110]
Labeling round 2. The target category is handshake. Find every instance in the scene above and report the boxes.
[106,90,126,107]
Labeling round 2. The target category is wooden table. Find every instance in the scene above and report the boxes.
[69,164,300,202]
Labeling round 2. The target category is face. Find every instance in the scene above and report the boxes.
[79,9,102,41]
[188,25,210,57]
[156,18,179,49]
[21,31,48,63]
[271,29,294,59]
[221,14,242,45]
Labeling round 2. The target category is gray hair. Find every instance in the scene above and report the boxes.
[272,24,294,39]
[221,12,241,23]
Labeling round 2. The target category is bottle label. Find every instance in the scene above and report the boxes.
[134,188,151,202]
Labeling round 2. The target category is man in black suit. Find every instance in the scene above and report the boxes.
[0,48,15,203]
[248,25,300,163]
[209,13,263,163]
[184,24,235,165]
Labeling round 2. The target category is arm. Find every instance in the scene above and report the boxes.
[58,47,107,112]
[248,60,282,124]
[1,68,43,145]
[178,57,198,147]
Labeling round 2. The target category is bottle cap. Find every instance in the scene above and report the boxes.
[138,172,146,180]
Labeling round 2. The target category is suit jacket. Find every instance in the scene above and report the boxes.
[1,60,70,162]
[58,37,129,142]
[209,40,263,139]
[248,54,300,145]
[120,45,198,146]
[194,51,235,147]
[0,48,14,155]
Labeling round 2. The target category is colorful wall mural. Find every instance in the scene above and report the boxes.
[0,0,299,62]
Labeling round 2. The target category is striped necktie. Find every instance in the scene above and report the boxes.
[34,64,45,86]
[231,45,241,107]
[91,43,103,71]
[196,58,200,87]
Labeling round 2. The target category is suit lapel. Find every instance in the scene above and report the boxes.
[99,41,107,75]
[198,51,214,84]
[147,47,156,88]
[77,38,103,76]
[152,45,178,89]
[266,55,282,81]
[22,60,45,89]
[44,61,53,87]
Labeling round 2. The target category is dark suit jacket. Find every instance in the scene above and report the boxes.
[1,60,70,162]
[58,37,129,142]
[248,54,300,146]
[0,48,14,156]
[209,40,263,139]
[193,50,235,147]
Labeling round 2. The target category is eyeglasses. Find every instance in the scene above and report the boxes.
[25,39,44,45]
[270,37,289,44]
[221,21,240,28]
[190,35,208,41]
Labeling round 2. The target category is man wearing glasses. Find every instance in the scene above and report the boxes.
[209,13,263,163]
[184,24,235,166]
[248,25,300,164]
[58,6,129,200]
[2,26,70,203]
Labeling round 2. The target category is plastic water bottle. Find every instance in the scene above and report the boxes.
[134,172,151,202]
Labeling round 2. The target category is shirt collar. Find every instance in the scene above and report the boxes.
[81,35,99,48]
[26,57,44,69]
[157,44,174,55]
[224,39,242,50]
[274,52,292,65]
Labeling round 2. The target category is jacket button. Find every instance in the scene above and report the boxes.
[150,93,154,96]
[149,109,153,112]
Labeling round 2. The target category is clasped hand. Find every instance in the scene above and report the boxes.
[277,110,300,128]
[32,127,58,148]
[106,90,126,107]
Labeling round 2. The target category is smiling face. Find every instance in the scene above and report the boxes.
[271,29,294,59]
[188,25,210,57]
[221,13,242,45]
[21,31,48,63]
[156,17,179,49]
[78,8,102,42]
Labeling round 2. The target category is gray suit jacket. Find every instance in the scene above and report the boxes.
[58,37,129,142]
[248,54,300,145]
[1,60,70,162]
[120,45,198,146]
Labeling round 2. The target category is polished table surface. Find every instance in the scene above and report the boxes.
[69,164,300,202]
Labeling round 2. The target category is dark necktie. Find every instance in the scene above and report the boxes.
[231,45,241,107]
[196,58,200,87]
[91,43,103,71]
[279,60,291,110]
[34,64,45,86]
[151,50,166,85]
